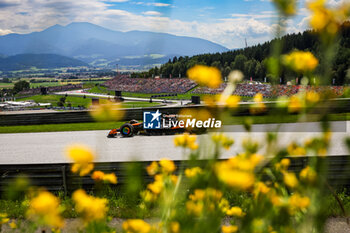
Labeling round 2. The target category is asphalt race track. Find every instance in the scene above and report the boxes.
[0,121,349,165]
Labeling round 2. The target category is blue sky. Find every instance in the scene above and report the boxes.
[0,0,346,49]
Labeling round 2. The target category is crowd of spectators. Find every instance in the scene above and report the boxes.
[193,82,346,97]
[18,84,83,96]
[103,75,197,94]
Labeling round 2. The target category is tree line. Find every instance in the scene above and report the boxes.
[133,22,349,85]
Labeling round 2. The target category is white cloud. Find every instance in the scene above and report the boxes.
[0,28,13,35]
[142,11,162,16]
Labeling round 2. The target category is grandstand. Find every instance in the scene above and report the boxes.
[103,75,197,94]
[103,75,346,98]
[193,83,346,97]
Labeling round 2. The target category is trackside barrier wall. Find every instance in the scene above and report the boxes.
[0,156,350,195]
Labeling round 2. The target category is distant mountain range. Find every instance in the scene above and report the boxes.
[0,54,88,71]
[0,22,228,71]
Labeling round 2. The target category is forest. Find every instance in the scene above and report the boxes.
[135,22,350,85]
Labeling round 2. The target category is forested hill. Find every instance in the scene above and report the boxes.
[143,22,350,85]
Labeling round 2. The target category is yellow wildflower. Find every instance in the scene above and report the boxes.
[91,171,118,184]
[287,142,306,156]
[299,166,317,183]
[226,206,245,217]
[219,198,230,213]
[72,189,108,222]
[174,133,198,150]
[170,221,180,233]
[275,158,290,171]
[222,225,238,233]
[122,219,151,233]
[147,180,163,195]
[26,191,64,229]
[288,193,310,213]
[142,190,157,202]
[185,167,203,178]
[250,93,266,114]
[90,100,124,122]
[9,221,17,229]
[0,213,9,225]
[224,95,241,108]
[146,161,159,176]
[253,182,270,198]
[186,201,203,216]
[103,173,117,184]
[308,0,350,35]
[283,172,299,188]
[288,95,303,113]
[159,159,176,173]
[283,51,318,73]
[66,144,95,176]
[189,189,206,201]
[306,91,320,104]
[187,65,222,88]
[212,133,235,150]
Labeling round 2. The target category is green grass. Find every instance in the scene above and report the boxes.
[0,82,14,88]
[18,95,92,108]
[121,101,160,108]
[0,122,124,134]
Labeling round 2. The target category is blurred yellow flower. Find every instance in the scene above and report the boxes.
[275,158,290,171]
[225,95,241,108]
[212,133,235,150]
[91,171,118,184]
[299,166,317,183]
[0,213,9,225]
[90,100,124,122]
[72,189,108,222]
[306,91,320,104]
[122,219,151,233]
[283,51,318,73]
[186,200,203,216]
[66,144,95,176]
[288,95,304,113]
[287,142,306,156]
[308,0,350,35]
[250,93,266,114]
[253,182,270,198]
[185,167,203,178]
[170,221,180,233]
[9,221,17,229]
[189,189,206,201]
[216,154,263,190]
[26,191,64,229]
[141,190,157,203]
[222,225,238,233]
[289,193,310,213]
[146,161,159,176]
[174,133,198,150]
[283,172,299,188]
[187,65,222,88]
[147,180,163,195]
[159,159,176,173]
[226,206,245,217]
[219,198,230,213]
[272,0,296,16]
